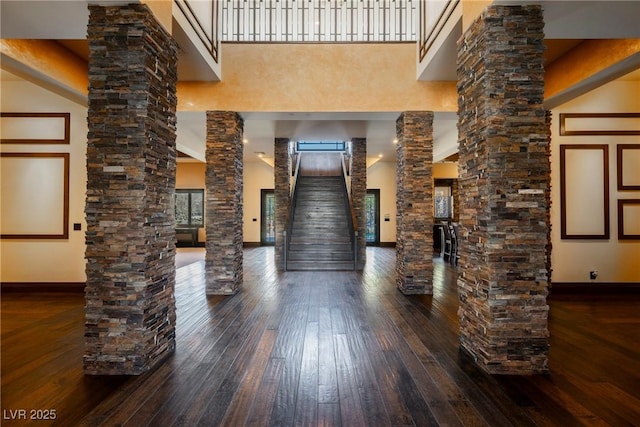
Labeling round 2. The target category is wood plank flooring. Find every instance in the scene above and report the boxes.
[2,247,639,426]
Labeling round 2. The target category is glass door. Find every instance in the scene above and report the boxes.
[365,189,380,245]
[261,189,275,245]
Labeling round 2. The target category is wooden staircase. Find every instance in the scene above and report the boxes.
[286,175,354,270]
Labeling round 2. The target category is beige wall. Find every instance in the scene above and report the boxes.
[243,161,276,243]
[176,161,205,188]
[551,79,640,283]
[1,78,87,283]
[367,161,397,243]
[461,0,491,32]
[0,39,88,103]
[433,162,458,179]
[178,43,458,113]
[545,39,640,107]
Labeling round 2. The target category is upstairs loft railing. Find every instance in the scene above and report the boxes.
[418,0,459,62]
[171,1,457,69]
[175,0,220,63]
[221,0,418,42]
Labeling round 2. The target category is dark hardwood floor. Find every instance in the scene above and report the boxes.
[2,247,639,426]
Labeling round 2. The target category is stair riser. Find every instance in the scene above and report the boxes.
[288,244,352,251]
[286,261,355,271]
[288,253,354,261]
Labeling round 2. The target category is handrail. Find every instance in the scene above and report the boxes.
[341,154,358,270]
[418,0,459,63]
[174,0,220,63]
[341,154,358,233]
[353,231,358,271]
[290,152,302,198]
[283,230,287,271]
[284,152,302,270]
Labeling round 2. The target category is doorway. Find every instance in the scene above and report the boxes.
[261,189,275,245]
[365,189,380,246]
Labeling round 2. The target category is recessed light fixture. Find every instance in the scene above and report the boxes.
[378,154,383,158]
[393,138,398,144]
[243,139,248,144]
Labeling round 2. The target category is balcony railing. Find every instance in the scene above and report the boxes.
[174,0,220,62]
[418,0,458,62]
[221,0,418,43]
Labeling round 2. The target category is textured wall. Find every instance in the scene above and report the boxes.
[274,139,291,270]
[205,111,244,295]
[84,4,178,375]
[177,43,457,113]
[395,112,434,295]
[457,5,550,374]
[351,138,367,269]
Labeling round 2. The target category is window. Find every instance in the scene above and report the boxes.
[365,189,380,245]
[296,141,346,152]
[175,189,204,227]
[434,185,453,219]
[261,189,275,245]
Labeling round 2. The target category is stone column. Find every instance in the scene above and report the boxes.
[84,4,178,375]
[351,138,367,269]
[274,138,291,270]
[205,111,244,295]
[395,112,434,295]
[452,179,460,223]
[457,5,550,374]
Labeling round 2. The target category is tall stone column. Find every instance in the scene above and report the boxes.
[351,138,367,269]
[457,5,550,374]
[205,112,244,295]
[395,112,434,295]
[84,4,178,375]
[274,138,291,270]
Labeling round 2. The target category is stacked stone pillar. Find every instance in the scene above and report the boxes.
[456,5,550,374]
[274,138,291,270]
[395,112,434,294]
[350,138,367,269]
[205,112,244,295]
[84,4,178,375]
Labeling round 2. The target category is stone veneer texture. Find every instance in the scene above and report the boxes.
[456,5,550,374]
[395,112,434,294]
[205,111,244,294]
[351,138,367,269]
[84,4,178,375]
[274,138,291,270]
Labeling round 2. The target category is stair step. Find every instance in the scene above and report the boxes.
[286,260,355,271]
[293,220,349,232]
[289,242,352,250]
[289,239,352,245]
[287,252,353,261]
[292,215,346,220]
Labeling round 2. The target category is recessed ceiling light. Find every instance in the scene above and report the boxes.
[393,138,398,144]
[243,139,248,144]
[378,154,383,158]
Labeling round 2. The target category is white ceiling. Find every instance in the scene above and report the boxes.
[176,111,459,163]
